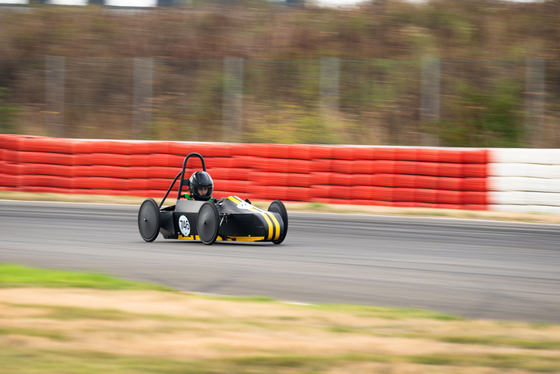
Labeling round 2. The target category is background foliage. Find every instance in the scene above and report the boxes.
[0,0,559,146]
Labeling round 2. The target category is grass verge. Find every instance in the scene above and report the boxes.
[1,263,560,373]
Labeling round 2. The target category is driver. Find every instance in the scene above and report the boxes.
[185,171,216,202]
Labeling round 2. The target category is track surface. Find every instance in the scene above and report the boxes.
[1,200,559,324]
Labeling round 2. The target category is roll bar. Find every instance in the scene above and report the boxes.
[158,152,206,209]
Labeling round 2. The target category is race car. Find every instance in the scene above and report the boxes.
[137,152,288,245]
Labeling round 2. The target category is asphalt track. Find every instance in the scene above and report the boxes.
[1,200,559,324]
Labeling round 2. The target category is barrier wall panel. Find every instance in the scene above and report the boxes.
[310,160,332,173]
[461,149,488,164]
[371,174,395,187]
[207,167,253,181]
[0,137,503,213]
[205,157,235,169]
[0,174,19,187]
[488,163,527,177]
[21,164,74,177]
[308,145,332,160]
[415,176,438,190]
[393,188,415,202]
[76,140,133,155]
[17,152,76,165]
[415,149,439,162]
[350,160,374,174]
[372,147,396,160]
[309,172,330,186]
[18,137,74,154]
[393,174,416,188]
[250,172,287,187]
[492,148,560,164]
[351,186,376,200]
[415,162,439,176]
[463,191,487,205]
[329,173,353,186]
[462,163,487,178]
[462,178,487,192]
[437,177,462,191]
[216,180,251,192]
[143,167,176,179]
[489,191,527,205]
[2,163,21,175]
[395,147,417,161]
[330,160,353,174]
[370,187,393,201]
[251,172,312,187]
[527,191,560,206]
[19,175,73,189]
[522,164,551,179]
[394,161,417,175]
[437,163,463,178]
[438,149,463,163]
[147,153,184,168]
[73,177,129,190]
[372,160,395,174]
[289,144,312,160]
[331,147,357,160]
[437,190,462,204]
[415,188,437,203]
[127,179,149,190]
[1,135,22,151]
[352,147,375,160]
[350,174,375,186]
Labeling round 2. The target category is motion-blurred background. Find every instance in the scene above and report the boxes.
[0,0,559,147]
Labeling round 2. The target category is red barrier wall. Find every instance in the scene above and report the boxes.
[0,135,489,210]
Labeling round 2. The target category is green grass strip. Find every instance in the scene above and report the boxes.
[0,327,69,341]
[0,263,173,291]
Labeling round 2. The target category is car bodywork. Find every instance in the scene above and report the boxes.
[138,153,288,245]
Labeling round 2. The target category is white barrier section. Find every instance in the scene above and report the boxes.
[105,0,157,6]
[489,149,560,214]
[47,0,87,5]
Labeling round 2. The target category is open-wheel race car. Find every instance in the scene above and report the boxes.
[138,153,288,245]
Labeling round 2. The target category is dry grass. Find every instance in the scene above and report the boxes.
[1,288,560,373]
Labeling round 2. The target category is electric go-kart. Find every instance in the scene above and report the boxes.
[138,153,288,245]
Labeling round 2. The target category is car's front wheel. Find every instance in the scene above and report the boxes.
[197,201,220,245]
[138,198,160,242]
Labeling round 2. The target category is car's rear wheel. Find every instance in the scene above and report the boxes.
[268,200,288,245]
[138,198,160,242]
[197,202,219,245]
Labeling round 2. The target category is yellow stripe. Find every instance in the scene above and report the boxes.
[228,196,275,241]
[178,235,200,241]
[268,212,281,241]
[253,206,281,241]
[217,236,266,242]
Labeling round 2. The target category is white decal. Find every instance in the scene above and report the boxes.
[179,215,191,236]
[237,201,252,210]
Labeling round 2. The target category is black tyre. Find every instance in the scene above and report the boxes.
[138,198,160,242]
[197,201,219,245]
[268,200,288,245]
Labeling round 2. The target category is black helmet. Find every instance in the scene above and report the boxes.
[189,171,213,201]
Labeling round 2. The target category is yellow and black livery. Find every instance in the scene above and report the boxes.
[138,153,288,245]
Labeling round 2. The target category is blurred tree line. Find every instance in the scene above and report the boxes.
[0,0,559,146]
